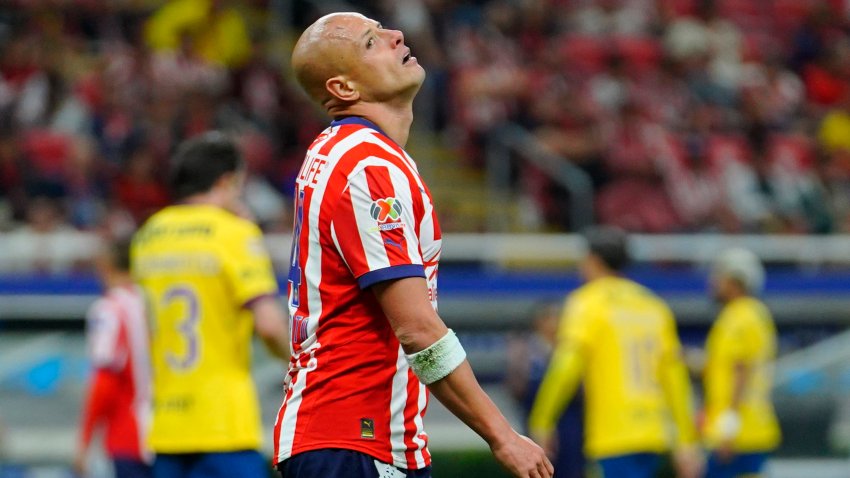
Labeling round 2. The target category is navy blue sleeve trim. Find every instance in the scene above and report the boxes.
[358,264,426,289]
[242,292,279,310]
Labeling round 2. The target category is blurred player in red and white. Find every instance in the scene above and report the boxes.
[273,12,552,478]
[75,237,152,478]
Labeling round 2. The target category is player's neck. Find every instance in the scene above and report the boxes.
[106,272,134,290]
[723,290,748,303]
[181,191,226,210]
[335,101,414,147]
[585,266,618,283]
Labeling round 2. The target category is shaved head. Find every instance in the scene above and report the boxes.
[292,13,369,104]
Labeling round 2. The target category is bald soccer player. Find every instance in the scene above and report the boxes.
[272,12,553,478]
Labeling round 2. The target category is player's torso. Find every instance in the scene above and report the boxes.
[93,287,152,459]
[580,278,672,456]
[132,205,260,452]
[705,298,780,450]
[276,121,438,468]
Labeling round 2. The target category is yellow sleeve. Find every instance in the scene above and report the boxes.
[717,309,756,363]
[528,294,592,436]
[221,222,279,307]
[659,306,697,446]
[557,293,594,346]
[528,345,584,436]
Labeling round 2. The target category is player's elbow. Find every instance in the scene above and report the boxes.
[250,296,288,340]
[393,320,447,354]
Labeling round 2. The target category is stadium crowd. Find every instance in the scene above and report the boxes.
[1,0,850,260]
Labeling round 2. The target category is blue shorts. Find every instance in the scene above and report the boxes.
[153,450,267,478]
[597,453,662,478]
[113,458,153,478]
[705,452,768,478]
[277,449,431,478]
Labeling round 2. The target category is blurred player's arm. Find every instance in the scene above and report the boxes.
[374,277,554,478]
[660,313,703,478]
[660,334,699,447]
[709,321,754,451]
[250,295,291,362]
[661,352,704,478]
[527,343,584,442]
[75,367,122,475]
[528,295,587,449]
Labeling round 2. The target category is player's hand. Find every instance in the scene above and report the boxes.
[673,445,704,478]
[530,429,558,461]
[716,440,735,464]
[490,431,555,478]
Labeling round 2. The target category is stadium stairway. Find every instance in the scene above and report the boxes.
[407,132,523,232]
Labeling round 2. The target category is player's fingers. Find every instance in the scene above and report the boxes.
[525,467,543,478]
[543,455,555,476]
[536,455,553,478]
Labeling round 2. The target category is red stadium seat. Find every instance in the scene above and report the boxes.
[768,134,816,172]
[707,135,750,169]
[22,130,72,177]
[773,0,819,32]
[613,36,663,73]
[559,34,611,75]
[662,0,698,17]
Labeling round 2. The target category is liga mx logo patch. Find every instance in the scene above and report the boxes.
[370,197,403,223]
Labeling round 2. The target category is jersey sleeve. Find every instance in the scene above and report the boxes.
[331,162,425,289]
[558,292,596,349]
[716,307,756,363]
[85,299,126,370]
[660,303,683,360]
[221,223,279,307]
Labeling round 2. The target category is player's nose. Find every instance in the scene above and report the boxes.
[387,28,404,48]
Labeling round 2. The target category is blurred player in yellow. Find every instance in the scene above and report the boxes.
[131,132,290,478]
[703,248,780,478]
[529,227,702,478]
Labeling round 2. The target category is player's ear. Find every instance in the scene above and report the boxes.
[325,76,360,103]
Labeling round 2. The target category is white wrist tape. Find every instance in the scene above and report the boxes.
[716,410,741,440]
[405,329,467,385]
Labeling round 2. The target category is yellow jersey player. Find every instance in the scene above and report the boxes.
[131,133,290,478]
[703,248,780,478]
[529,227,702,478]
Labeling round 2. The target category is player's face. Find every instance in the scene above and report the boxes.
[711,275,734,303]
[346,16,425,102]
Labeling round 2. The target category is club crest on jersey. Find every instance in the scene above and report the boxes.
[370,197,403,223]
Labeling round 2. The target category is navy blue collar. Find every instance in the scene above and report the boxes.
[330,116,391,140]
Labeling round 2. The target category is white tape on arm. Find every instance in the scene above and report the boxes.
[716,410,741,441]
[405,329,467,385]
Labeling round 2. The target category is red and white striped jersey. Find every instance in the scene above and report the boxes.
[80,285,151,462]
[273,117,442,470]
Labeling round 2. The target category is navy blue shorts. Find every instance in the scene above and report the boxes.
[705,452,768,478]
[153,450,268,478]
[277,449,431,478]
[113,458,153,478]
[597,453,662,478]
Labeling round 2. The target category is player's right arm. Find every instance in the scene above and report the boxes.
[223,222,290,362]
[705,308,756,456]
[76,300,124,475]
[373,277,554,478]
[527,296,587,452]
[658,306,703,478]
[250,295,290,361]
